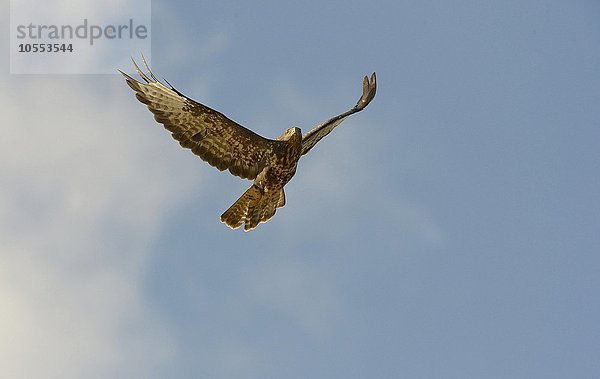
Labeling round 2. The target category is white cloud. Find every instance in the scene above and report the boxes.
[0,251,170,379]
[2,0,237,372]
[0,70,204,378]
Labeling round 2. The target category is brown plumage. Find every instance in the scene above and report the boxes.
[120,57,376,231]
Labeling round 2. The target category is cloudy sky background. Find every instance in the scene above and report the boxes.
[2,0,599,378]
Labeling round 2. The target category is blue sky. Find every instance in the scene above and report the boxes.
[2,0,599,378]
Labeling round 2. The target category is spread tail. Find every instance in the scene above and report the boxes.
[220,185,286,231]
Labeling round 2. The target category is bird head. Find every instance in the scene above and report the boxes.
[278,127,302,141]
[287,127,302,137]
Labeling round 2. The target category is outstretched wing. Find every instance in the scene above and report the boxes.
[301,72,376,156]
[120,57,278,180]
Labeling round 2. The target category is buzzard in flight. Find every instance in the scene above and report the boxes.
[120,57,376,231]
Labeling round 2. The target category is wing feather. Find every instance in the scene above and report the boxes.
[121,58,278,180]
[301,72,376,156]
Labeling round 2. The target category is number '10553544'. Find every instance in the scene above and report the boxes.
[18,43,73,52]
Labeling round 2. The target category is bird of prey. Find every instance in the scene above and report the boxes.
[120,57,376,231]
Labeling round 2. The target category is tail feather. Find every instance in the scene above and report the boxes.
[220,185,286,231]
